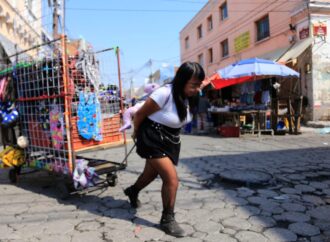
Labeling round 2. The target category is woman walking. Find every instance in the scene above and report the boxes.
[124,62,205,237]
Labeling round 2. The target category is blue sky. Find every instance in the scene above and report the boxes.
[64,0,208,89]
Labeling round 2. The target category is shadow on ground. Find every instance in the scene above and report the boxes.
[177,146,330,241]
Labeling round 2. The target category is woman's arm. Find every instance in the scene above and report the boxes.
[133,97,160,134]
[200,79,211,90]
[200,73,219,89]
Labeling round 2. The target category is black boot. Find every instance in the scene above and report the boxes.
[160,211,185,238]
[124,185,141,208]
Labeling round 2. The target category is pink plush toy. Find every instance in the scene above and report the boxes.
[119,83,160,132]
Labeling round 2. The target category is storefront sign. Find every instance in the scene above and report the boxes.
[234,31,250,53]
[299,27,309,40]
[313,23,327,37]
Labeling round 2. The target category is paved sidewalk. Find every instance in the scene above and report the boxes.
[0,129,330,242]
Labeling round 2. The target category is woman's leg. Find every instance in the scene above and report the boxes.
[148,157,184,237]
[125,160,158,208]
[147,157,178,212]
[134,160,158,191]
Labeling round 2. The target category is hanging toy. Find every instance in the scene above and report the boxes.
[17,136,29,149]
[73,159,99,189]
[119,83,160,132]
[0,102,19,127]
[49,105,64,150]
[0,146,25,167]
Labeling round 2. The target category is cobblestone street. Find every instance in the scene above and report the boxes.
[0,129,330,242]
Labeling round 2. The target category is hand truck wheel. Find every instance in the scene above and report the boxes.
[106,173,118,187]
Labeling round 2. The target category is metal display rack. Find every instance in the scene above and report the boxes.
[0,37,129,198]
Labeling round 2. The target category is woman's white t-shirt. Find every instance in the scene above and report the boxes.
[148,84,192,129]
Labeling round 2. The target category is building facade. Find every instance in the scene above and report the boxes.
[0,0,42,67]
[180,0,330,121]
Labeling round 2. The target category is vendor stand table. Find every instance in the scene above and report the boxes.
[209,109,274,137]
[209,111,240,125]
[240,110,274,136]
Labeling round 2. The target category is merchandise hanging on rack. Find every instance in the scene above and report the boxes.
[0,146,25,167]
[75,51,100,92]
[77,91,103,141]
[0,101,19,126]
[38,100,51,131]
[49,104,65,150]
[0,67,19,148]
[0,76,10,100]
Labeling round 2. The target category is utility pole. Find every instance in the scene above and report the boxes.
[62,0,65,37]
[52,0,59,39]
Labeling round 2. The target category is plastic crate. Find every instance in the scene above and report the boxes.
[218,126,240,137]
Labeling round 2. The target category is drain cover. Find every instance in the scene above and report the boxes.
[219,169,272,185]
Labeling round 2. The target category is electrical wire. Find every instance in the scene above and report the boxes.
[65,7,295,13]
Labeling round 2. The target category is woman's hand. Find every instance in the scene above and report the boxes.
[200,78,211,89]
[131,129,137,142]
[200,73,220,89]
[131,97,161,144]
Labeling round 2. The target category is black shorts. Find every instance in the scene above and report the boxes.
[136,118,181,165]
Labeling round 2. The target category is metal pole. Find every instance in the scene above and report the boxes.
[116,47,128,164]
[95,47,114,54]
[61,35,75,174]
[7,37,62,59]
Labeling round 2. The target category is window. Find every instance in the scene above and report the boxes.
[220,2,228,21]
[207,15,213,31]
[256,15,270,41]
[208,48,213,63]
[198,53,204,67]
[197,25,203,39]
[221,39,229,58]
[185,36,189,49]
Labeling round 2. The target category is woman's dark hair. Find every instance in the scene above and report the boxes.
[172,62,205,122]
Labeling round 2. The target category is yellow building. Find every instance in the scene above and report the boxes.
[0,0,42,66]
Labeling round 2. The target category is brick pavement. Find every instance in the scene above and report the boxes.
[0,129,329,242]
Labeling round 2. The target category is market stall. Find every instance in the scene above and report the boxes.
[206,58,300,137]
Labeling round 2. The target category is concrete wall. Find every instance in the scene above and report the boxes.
[0,0,42,62]
[311,16,330,120]
[296,47,313,121]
